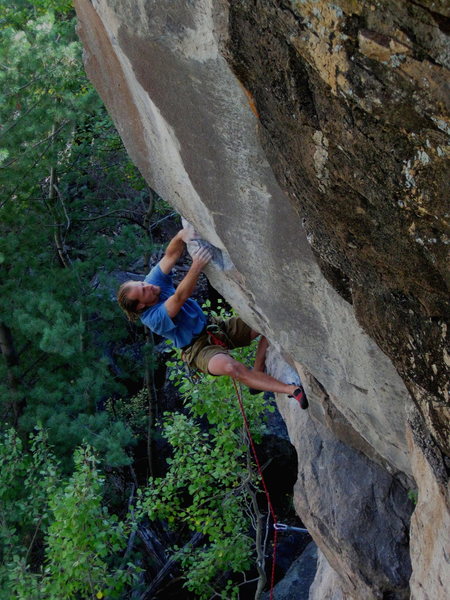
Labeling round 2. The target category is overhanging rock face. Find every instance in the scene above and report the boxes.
[74,1,449,598]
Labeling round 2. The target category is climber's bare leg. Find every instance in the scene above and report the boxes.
[208,353,297,395]
[248,330,268,373]
[253,335,268,373]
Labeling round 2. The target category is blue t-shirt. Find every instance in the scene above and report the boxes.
[140,264,206,348]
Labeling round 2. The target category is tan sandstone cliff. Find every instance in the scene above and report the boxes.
[74,1,449,598]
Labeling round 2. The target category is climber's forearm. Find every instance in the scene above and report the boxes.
[164,246,212,318]
[174,262,204,303]
[164,263,203,318]
[159,231,185,274]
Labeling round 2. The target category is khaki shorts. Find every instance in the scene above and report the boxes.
[181,316,253,374]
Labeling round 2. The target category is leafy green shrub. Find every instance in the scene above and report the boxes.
[0,430,137,599]
[138,334,274,598]
[44,446,134,599]
[105,390,149,438]
[407,489,418,505]
[0,427,59,597]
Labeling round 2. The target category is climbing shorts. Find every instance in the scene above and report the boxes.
[181,316,253,374]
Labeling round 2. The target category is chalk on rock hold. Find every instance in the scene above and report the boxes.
[181,217,226,270]
[181,217,200,242]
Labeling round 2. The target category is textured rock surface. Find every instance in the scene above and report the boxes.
[267,348,413,600]
[286,409,412,599]
[308,549,345,600]
[74,1,449,598]
[262,541,318,600]
[407,406,450,600]
[227,0,449,456]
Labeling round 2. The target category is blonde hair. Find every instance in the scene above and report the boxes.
[117,281,142,322]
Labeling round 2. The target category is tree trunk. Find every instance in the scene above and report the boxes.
[144,327,157,478]
[245,445,268,600]
[0,322,23,424]
[48,164,71,269]
[143,190,155,269]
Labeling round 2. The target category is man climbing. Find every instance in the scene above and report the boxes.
[117,227,308,408]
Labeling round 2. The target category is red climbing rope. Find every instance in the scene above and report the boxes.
[231,379,278,600]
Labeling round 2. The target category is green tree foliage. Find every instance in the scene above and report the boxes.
[45,446,133,599]
[0,1,166,465]
[0,427,59,597]
[0,429,136,600]
[0,352,275,599]
[0,0,87,205]
[138,337,274,598]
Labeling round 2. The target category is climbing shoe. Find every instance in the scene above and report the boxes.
[289,385,309,410]
[248,387,263,395]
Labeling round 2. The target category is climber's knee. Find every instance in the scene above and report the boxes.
[208,353,248,380]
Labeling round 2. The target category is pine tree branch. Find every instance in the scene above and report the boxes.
[3,71,52,97]
[0,97,46,140]
[20,352,48,382]
[0,121,71,211]
[0,119,70,169]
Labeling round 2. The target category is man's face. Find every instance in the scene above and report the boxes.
[126,281,161,311]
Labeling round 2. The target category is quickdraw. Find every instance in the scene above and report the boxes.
[274,522,309,534]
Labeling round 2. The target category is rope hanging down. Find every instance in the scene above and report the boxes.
[231,379,278,600]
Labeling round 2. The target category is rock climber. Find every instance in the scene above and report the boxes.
[117,227,308,408]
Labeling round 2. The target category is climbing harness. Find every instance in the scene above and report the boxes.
[206,321,230,349]
[207,329,228,349]
[180,318,230,354]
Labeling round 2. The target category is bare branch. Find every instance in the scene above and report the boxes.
[53,183,71,234]
[237,577,260,588]
[138,531,204,600]
[24,515,44,565]
[244,445,267,600]
[119,485,138,569]
[72,209,139,222]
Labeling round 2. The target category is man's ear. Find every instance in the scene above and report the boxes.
[137,302,146,311]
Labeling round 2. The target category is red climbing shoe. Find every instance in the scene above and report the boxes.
[289,385,309,410]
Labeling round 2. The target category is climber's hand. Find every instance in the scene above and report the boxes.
[191,245,212,270]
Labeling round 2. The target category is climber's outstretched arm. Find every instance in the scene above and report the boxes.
[165,246,212,318]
